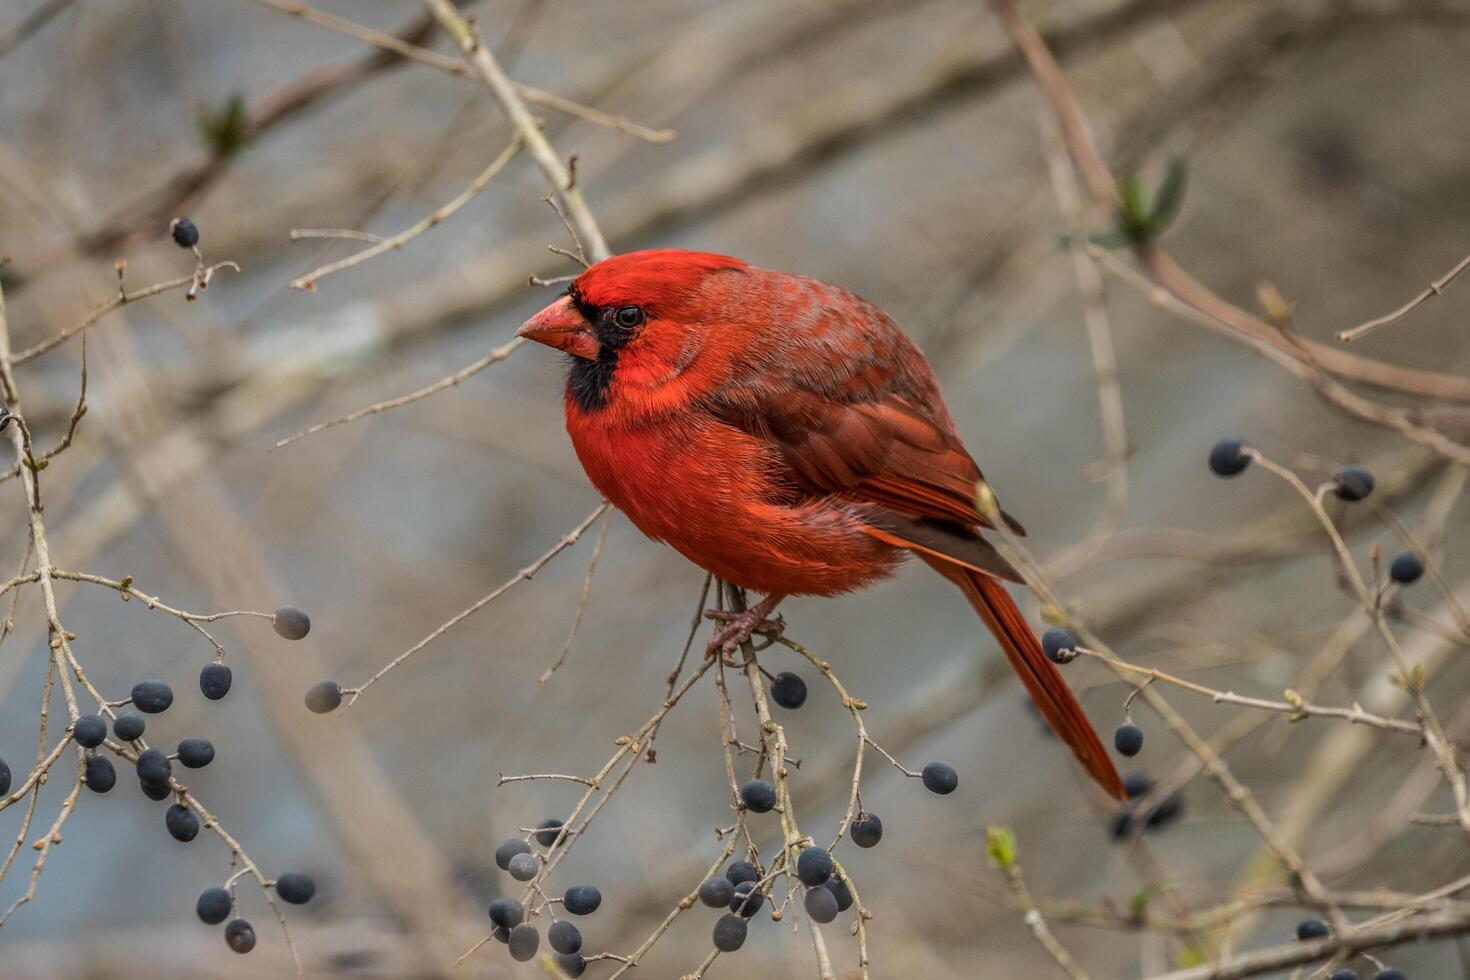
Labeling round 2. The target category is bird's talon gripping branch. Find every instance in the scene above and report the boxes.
[704,601,786,659]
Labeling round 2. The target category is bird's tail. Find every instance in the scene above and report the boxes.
[935,562,1126,801]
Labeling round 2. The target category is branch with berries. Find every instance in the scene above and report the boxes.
[0,234,326,971]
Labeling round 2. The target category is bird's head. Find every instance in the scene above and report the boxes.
[518,249,749,412]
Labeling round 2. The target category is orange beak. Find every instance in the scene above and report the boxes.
[517,295,600,360]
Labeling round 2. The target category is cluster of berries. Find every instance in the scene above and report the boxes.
[489,824,599,974]
[66,605,311,955]
[704,678,927,956]
[687,668,959,951]
[695,850,856,953]
[196,873,315,954]
[72,679,209,823]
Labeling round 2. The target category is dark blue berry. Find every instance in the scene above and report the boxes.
[225,917,255,953]
[0,756,9,797]
[131,679,173,714]
[304,680,341,714]
[199,663,232,700]
[555,952,587,977]
[796,847,833,887]
[73,714,107,748]
[699,877,735,908]
[489,897,524,928]
[1390,552,1424,585]
[508,852,538,881]
[276,872,315,904]
[1328,971,1359,980]
[196,886,231,924]
[141,779,172,801]
[1295,918,1329,940]
[771,672,807,709]
[1147,791,1184,828]
[177,737,214,769]
[507,923,539,961]
[1041,628,1078,664]
[136,748,171,787]
[740,779,777,813]
[730,880,764,917]
[548,919,582,955]
[563,884,601,916]
[536,817,565,848]
[1374,970,1406,980]
[921,762,958,795]
[804,885,839,923]
[1333,466,1375,502]
[84,755,116,793]
[273,606,310,640]
[170,217,200,249]
[725,861,760,886]
[824,875,853,912]
[713,913,747,951]
[1111,773,1184,839]
[113,712,146,741]
[1208,438,1251,477]
[1114,723,1144,757]
[166,804,199,842]
[850,812,882,848]
[494,837,530,870]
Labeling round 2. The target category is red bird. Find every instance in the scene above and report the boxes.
[518,249,1125,800]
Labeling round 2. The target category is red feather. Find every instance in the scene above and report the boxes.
[519,249,1126,801]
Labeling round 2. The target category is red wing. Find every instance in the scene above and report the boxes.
[704,270,1023,576]
[708,372,1024,580]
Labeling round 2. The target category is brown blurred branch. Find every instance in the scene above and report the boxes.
[1147,908,1470,980]
[988,0,1470,450]
[72,4,459,258]
[0,0,76,58]
[248,0,674,144]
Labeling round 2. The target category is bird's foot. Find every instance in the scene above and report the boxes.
[704,601,785,661]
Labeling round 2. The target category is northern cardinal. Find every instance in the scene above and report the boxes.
[518,249,1125,800]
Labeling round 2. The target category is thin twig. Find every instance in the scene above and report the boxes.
[421,0,612,263]
[288,228,388,244]
[289,137,522,291]
[994,837,1091,980]
[15,264,240,365]
[1337,252,1470,342]
[271,336,525,449]
[1247,449,1470,836]
[345,502,609,706]
[1035,106,1128,578]
[247,0,673,144]
[538,509,612,683]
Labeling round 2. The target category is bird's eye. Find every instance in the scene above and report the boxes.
[614,306,645,329]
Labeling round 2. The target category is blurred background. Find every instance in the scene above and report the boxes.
[1,0,1469,976]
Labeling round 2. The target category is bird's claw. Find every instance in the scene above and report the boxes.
[704,608,785,660]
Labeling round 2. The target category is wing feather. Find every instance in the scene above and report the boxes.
[704,275,1024,561]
